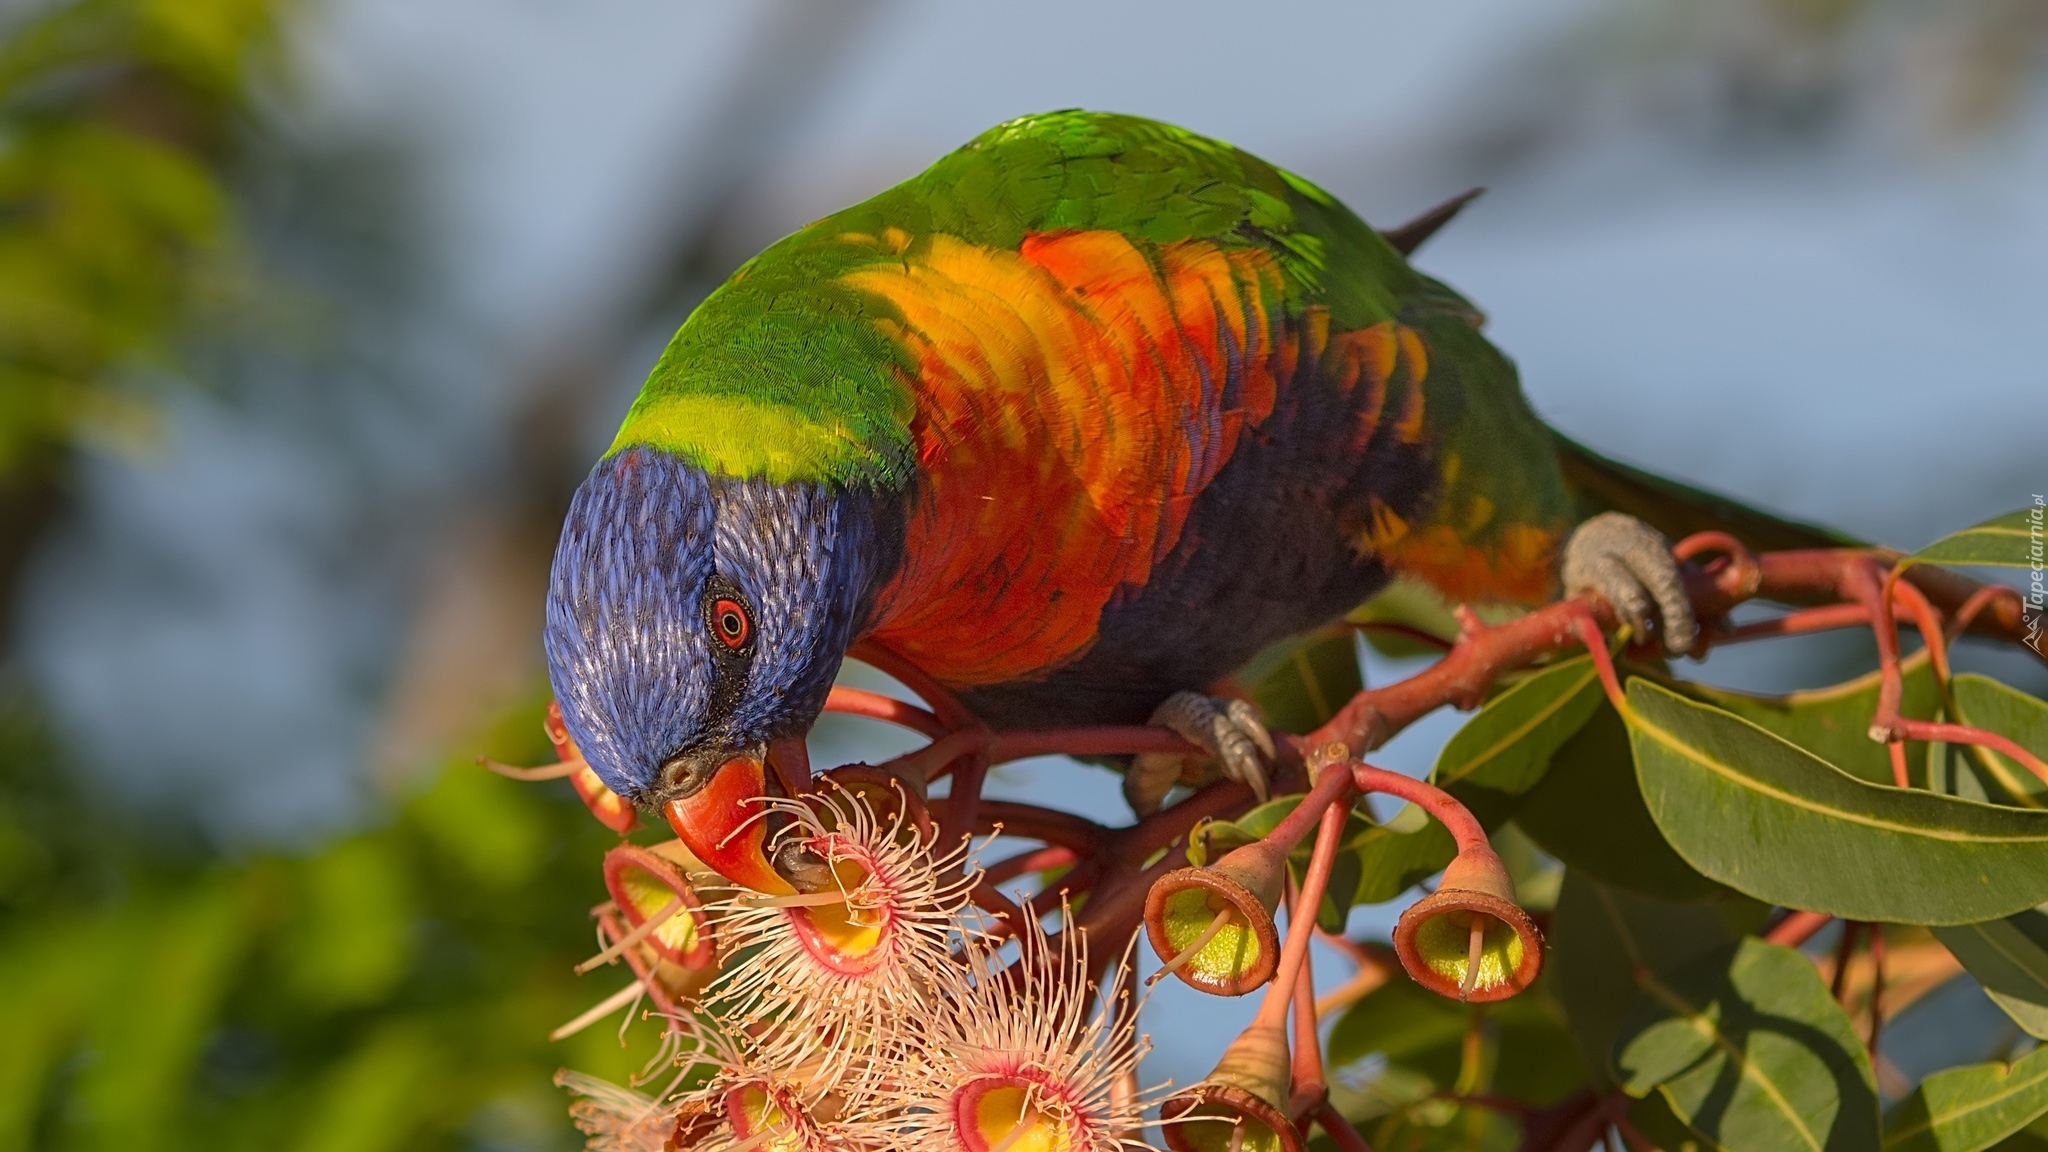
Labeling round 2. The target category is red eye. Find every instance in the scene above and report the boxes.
[711,598,751,649]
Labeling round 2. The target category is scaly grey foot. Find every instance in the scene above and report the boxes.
[1562,512,1697,656]
[1123,692,1277,817]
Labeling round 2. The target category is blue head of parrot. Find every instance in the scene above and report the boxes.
[543,446,898,889]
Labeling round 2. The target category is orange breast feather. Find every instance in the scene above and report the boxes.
[840,230,1286,686]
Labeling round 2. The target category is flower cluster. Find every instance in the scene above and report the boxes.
[555,784,1163,1152]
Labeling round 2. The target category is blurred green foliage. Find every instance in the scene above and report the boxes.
[0,0,282,480]
[0,692,664,1150]
[0,4,662,1147]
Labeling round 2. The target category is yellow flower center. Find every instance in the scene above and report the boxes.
[1415,910,1524,995]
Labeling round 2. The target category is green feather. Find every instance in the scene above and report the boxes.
[612,110,1432,485]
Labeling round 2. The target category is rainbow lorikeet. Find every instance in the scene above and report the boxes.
[544,110,1826,893]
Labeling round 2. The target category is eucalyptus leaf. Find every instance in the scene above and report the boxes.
[1907,508,2044,569]
[1243,625,1364,735]
[1431,655,1606,827]
[1629,1091,1716,1152]
[1549,871,1766,1085]
[1992,1116,2048,1150]
[1348,576,1464,655]
[1933,908,2048,1040]
[1613,938,1879,1151]
[1360,1104,1521,1152]
[1332,813,1458,910]
[1943,676,2048,809]
[1327,971,1584,1108]
[1685,650,1937,787]
[1885,1045,2048,1152]
[1516,701,1722,902]
[1627,680,2048,924]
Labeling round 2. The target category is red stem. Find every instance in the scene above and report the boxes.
[1349,761,1487,855]
[848,640,977,729]
[1831,921,1862,1005]
[1573,613,1630,713]
[1308,593,1616,755]
[1888,719,2048,788]
[1254,794,1350,1031]
[768,735,812,796]
[1548,1096,1616,1152]
[1764,910,1833,948]
[1722,603,1870,642]
[1037,856,1101,904]
[973,872,1028,918]
[1868,924,1886,1058]
[1262,764,1358,856]
[1949,584,2013,639]
[1292,545,2031,784]
[1066,850,1185,982]
[822,686,948,739]
[1890,579,1953,685]
[972,800,1109,852]
[982,844,1077,886]
[1287,876,1328,1122]
[988,725,1198,762]
[1852,563,1907,733]
[1673,530,1761,577]
[1314,1102,1375,1152]
[885,727,989,786]
[942,752,991,845]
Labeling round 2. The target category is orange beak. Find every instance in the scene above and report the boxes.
[663,754,795,896]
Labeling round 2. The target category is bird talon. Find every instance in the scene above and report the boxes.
[1562,512,1698,656]
[1129,691,1275,813]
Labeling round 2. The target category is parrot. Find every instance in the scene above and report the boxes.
[542,110,1837,894]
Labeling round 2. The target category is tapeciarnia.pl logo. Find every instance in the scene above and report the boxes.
[2026,495,2044,656]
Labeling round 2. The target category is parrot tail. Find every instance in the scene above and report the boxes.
[1554,433,1861,553]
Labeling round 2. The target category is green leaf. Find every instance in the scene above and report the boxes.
[1327,971,1585,1108]
[1348,576,1463,656]
[1992,1118,2048,1150]
[76,876,252,1146]
[282,836,416,1009]
[1885,1045,2048,1152]
[1317,846,1364,933]
[1940,676,2048,809]
[292,1022,441,1152]
[0,917,102,1146]
[1331,803,1458,910]
[1549,872,1766,1086]
[1432,656,1606,826]
[1629,1091,1718,1152]
[1343,656,1604,905]
[408,758,550,889]
[1907,508,2045,569]
[1613,938,1879,1152]
[1516,701,1722,902]
[1626,679,2048,925]
[1244,625,1364,734]
[1358,1104,1522,1152]
[1685,651,1938,787]
[1932,907,2048,1040]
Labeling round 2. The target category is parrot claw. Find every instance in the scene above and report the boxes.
[1125,692,1275,816]
[1562,512,1698,657]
